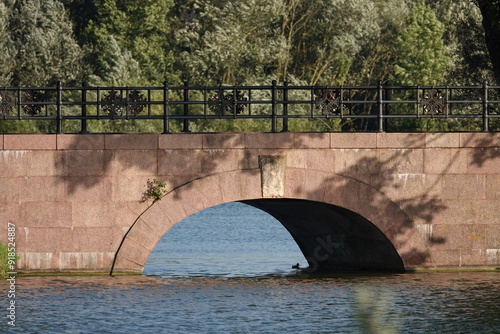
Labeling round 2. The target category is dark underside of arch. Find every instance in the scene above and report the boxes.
[241,199,405,273]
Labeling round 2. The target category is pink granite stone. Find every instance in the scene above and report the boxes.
[203,133,245,149]
[4,134,57,150]
[466,147,500,173]
[239,169,262,200]
[459,249,488,266]
[284,168,306,199]
[21,202,72,228]
[294,133,330,149]
[303,170,329,202]
[0,150,28,177]
[158,149,203,175]
[430,250,461,267]
[0,177,25,201]
[139,202,174,235]
[330,133,377,149]
[159,133,203,149]
[105,133,158,150]
[486,175,500,200]
[196,175,224,208]
[245,132,295,149]
[20,227,65,252]
[113,240,150,269]
[60,150,110,176]
[430,224,476,250]
[395,229,431,267]
[286,150,306,169]
[108,150,157,176]
[26,151,60,176]
[21,176,66,202]
[425,133,460,148]
[123,221,160,251]
[441,174,486,200]
[305,149,335,173]
[112,175,152,202]
[69,227,121,252]
[460,133,500,148]
[201,149,242,175]
[378,148,424,174]
[377,133,426,149]
[57,134,105,150]
[157,192,189,226]
[71,202,117,228]
[218,171,243,203]
[424,148,468,174]
[333,148,378,175]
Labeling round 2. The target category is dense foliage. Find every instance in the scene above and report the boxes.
[0,0,498,132]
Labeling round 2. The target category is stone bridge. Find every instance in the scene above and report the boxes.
[0,132,499,274]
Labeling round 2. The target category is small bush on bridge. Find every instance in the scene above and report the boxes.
[146,179,169,203]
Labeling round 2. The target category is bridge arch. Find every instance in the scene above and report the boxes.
[112,169,429,274]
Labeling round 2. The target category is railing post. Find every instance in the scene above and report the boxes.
[482,80,489,132]
[163,81,170,134]
[384,81,391,131]
[282,81,289,132]
[182,81,190,132]
[377,80,384,132]
[80,82,89,133]
[56,81,62,134]
[271,80,277,132]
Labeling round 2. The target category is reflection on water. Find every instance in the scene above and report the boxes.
[5,202,500,333]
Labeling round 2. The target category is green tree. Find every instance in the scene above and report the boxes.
[392,0,450,86]
[430,0,492,85]
[82,0,177,85]
[0,2,15,86]
[172,0,284,85]
[9,0,83,86]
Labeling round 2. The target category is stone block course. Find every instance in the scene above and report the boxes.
[377,133,425,149]
[441,174,486,200]
[203,133,244,149]
[4,134,57,150]
[245,132,295,149]
[105,133,158,150]
[425,133,460,148]
[460,133,500,148]
[424,148,468,174]
[57,134,104,150]
[330,133,376,148]
[159,133,203,149]
[294,133,330,149]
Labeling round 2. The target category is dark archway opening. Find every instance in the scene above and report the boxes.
[242,199,405,273]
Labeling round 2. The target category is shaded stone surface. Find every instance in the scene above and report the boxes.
[242,199,405,272]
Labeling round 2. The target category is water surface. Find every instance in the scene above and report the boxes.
[5,202,499,333]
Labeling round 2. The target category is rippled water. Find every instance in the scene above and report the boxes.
[4,203,500,333]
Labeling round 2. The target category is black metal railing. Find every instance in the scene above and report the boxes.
[0,80,499,133]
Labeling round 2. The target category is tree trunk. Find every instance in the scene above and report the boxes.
[475,0,500,84]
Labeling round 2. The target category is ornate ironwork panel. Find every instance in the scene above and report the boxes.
[208,90,247,115]
[0,91,16,116]
[127,90,146,116]
[315,90,347,115]
[421,89,446,115]
[22,90,45,116]
[101,90,146,116]
[101,90,126,116]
